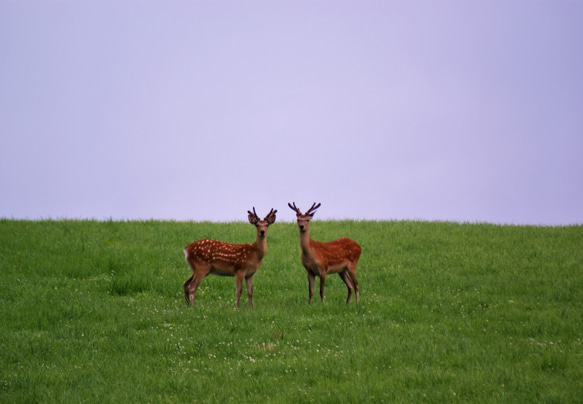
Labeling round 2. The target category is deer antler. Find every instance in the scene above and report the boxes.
[306,202,321,216]
[288,202,302,216]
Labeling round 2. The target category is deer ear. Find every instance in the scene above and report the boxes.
[265,209,277,225]
[248,211,258,225]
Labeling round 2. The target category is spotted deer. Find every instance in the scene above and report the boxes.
[288,202,361,304]
[183,208,277,307]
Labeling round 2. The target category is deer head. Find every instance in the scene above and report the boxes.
[248,207,277,237]
[288,202,321,233]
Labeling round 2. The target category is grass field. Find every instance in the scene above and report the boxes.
[1,218,582,402]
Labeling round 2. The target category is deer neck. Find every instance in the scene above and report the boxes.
[299,229,312,255]
[254,233,268,258]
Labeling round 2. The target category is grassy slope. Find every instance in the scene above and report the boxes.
[0,219,582,402]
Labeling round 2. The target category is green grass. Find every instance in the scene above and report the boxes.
[1,219,582,402]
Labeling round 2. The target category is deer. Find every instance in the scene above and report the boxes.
[288,202,361,304]
[183,207,277,308]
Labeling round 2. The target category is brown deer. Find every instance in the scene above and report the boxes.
[183,207,277,307]
[288,202,361,304]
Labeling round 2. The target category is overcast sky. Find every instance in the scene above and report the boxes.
[1,1,582,225]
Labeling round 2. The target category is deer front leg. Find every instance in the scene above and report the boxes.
[307,271,316,304]
[245,276,254,308]
[235,271,245,308]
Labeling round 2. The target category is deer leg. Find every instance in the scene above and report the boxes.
[184,263,210,306]
[319,273,326,302]
[307,271,316,304]
[339,270,354,304]
[235,272,245,308]
[348,267,360,303]
[185,274,204,306]
[245,276,254,308]
[183,275,194,305]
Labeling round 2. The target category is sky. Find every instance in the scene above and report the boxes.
[1,1,582,225]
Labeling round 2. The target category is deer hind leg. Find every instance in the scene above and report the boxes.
[347,265,360,303]
[339,270,355,304]
[183,275,194,305]
[245,276,254,308]
[183,261,209,306]
[184,273,204,306]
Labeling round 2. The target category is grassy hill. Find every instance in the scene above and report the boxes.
[1,219,582,402]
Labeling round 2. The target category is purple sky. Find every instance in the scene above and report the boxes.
[1,1,582,225]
